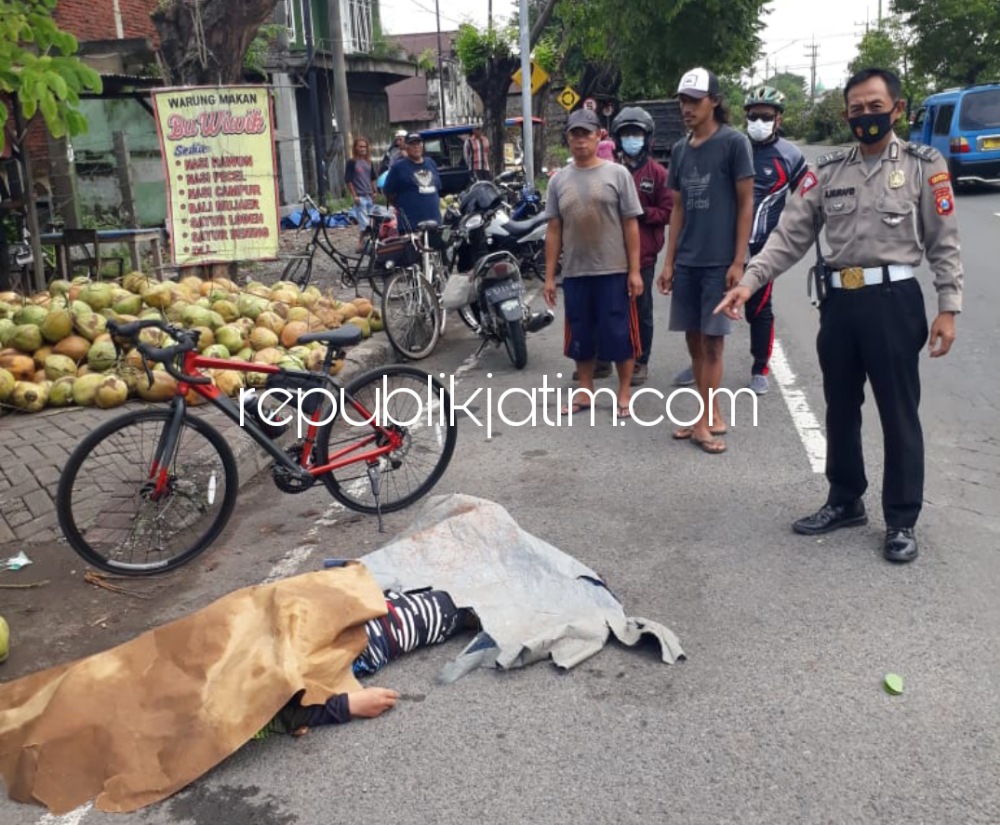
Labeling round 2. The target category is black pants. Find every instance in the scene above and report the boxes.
[635,264,655,365]
[816,277,928,528]
[470,169,491,182]
[745,282,774,375]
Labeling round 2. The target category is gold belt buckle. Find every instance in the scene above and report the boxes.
[840,267,865,289]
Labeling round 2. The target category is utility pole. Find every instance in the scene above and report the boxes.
[518,0,534,182]
[302,0,326,201]
[805,40,820,102]
[434,0,447,126]
[329,0,353,195]
[488,0,493,31]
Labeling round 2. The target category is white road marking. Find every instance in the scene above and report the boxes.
[768,338,827,474]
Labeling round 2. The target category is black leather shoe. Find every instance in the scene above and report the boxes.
[792,501,867,535]
[884,527,918,563]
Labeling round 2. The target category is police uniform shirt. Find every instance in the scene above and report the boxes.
[740,135,963,314]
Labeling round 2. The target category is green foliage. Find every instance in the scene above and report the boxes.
[454,22,517,78]
[805,91,852,144]
[848,28,901,78]
[532,37,557,74]
[417,48,437,74]
[891,0,1000,87]
[0,0,102,151]
[244,23,283,75]
[554,0,768,99]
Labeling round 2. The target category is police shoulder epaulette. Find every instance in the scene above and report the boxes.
[904,142,939,161]
[816,149,847,168]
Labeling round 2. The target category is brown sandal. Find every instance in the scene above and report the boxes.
[672,425,727,439]
[692,435,727,454]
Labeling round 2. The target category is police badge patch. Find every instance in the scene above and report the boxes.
[934,186,954,216]
[799,171,818,197]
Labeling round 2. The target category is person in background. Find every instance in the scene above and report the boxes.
[657,67,754,455]
[611,106,671,386]
[463,124,491,182]
[380,129,407,175]
[345,136,378,251]
[381,133,442,233]
[674,86,807,395]
[596,127,617,161]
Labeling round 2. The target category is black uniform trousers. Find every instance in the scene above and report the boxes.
[745,282,775,376]
[816,275,928,528]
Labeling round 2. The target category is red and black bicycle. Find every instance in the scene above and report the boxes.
[56,318,456,575]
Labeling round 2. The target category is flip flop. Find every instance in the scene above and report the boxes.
[692,435,727,454]
[616,405,632,420]
[561,402,593,417]
[672,425,728,439]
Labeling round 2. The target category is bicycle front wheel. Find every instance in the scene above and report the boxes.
[282,252,314,289]
[56,409,239,575]
[316,365,456,514]
[381,270,441,360]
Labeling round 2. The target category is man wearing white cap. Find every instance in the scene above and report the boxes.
[380,129,408,175]
[657,67,754,455]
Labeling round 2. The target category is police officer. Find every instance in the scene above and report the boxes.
[715,67,963,564]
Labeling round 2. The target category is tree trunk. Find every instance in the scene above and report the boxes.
[469,57,521,176]
[152,0,281,85]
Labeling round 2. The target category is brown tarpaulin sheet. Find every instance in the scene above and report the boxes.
[0,563,387,815]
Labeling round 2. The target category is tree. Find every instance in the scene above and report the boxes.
[0,0,102,153]
[848,28,901,78]
[891,0,1000,87]
[151,0,282,85]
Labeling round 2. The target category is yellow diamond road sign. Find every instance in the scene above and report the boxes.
[557,86,580,111]
[512,62,551,95]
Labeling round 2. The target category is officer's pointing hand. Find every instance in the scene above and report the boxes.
[928,312,956,358]
[714,285,751,320]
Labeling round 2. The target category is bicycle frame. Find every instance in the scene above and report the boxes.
[147,350,404,497]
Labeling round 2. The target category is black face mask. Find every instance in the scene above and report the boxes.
[848,111,894,145]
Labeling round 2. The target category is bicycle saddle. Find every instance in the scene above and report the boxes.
[296,327,363,347]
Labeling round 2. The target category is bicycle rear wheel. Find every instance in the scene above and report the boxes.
[316,365,456,514]
[381,269,441,360]
[56,409,239,575]
[282,252,314,289]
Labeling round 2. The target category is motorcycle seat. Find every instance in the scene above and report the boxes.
[502,213,548,238]
[417,220,441,232]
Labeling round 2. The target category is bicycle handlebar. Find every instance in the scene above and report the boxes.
[108,319,212,385]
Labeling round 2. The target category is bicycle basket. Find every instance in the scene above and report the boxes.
[264,373,330,415]
[375,235,421,271]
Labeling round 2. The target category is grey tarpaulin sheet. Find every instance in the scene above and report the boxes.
[360,495,685,682]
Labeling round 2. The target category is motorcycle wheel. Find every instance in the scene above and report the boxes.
[503,317,528,369]
[458,302,480,332]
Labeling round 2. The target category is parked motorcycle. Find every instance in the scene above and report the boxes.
[442,188,553,369]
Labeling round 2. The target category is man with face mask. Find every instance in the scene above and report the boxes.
[676,87,807,394]
[609,106,672,385]
[715,67,964,565]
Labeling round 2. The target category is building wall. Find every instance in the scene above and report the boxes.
[53,0,160,44]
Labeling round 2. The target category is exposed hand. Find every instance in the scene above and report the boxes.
[656,265,674,295]
[726,262,744,289]
[543,276,558,309]
[714,285,752,320]
[627,270,644,299]
[347,687,400,719]
[928,311,956,357]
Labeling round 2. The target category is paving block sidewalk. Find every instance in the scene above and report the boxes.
[0,339,392,551]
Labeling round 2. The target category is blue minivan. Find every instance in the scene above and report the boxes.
[911,83,1000,184]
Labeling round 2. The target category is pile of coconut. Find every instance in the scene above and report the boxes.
[0,274,383,414]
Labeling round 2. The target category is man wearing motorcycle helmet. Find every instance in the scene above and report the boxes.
[674,85,807,394]
[610,106,672,386]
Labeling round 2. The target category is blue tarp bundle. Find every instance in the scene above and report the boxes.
[280,209,354,230]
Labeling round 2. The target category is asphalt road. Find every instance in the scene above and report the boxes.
[3,146,999,825]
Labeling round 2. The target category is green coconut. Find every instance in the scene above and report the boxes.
[87,339,119,372]
[94,375,129,409]
[212,299,240,323]
[0,319,16,347]
[249,327,279,351]
[48,279,73,298]
[0,367,14,401]
[11,324,43,353]
[39,309,73,343]
[78,282,115,312]
[72,372,105,406]
[48,376,76,406]
[11,381,49,413]
[113,293,144,316]
[74,312,107,342]
[202,344,230,359]
[44,354,79,381]
[237,293,269,320]
[215,324,246,354]
[13,305,48,326]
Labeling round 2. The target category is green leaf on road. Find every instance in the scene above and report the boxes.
[884,673,904,695]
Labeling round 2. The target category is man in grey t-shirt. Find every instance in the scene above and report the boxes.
[543,108,644,420]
